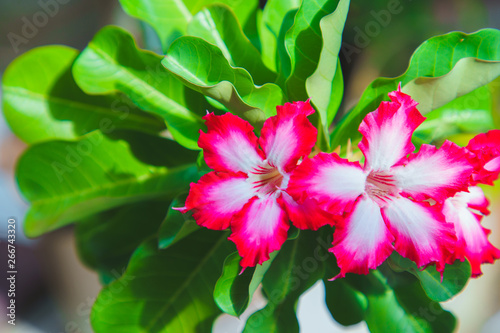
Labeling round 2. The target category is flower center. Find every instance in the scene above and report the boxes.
[365,170,399,207]
[248,161,287,197]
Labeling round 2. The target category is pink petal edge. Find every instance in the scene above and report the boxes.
[259,101,317,173]
[184,171,255,230]
[229,195,289,268]
[198,112,264,174]
[359,88,425,172]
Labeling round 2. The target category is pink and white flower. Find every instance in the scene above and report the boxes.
[178,101,332,268]
[467,130,500,186]
[443,186,500,277]
[288,87,474,278]
[440,130,500,277]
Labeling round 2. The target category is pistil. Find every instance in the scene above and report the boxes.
[248,161,286,197]
[365,170,399,206]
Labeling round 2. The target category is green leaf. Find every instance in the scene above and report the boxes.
[76,200,169,284]
[73,26,206,150]
[259,0,301,72]
[305,0,349,146]
[118,0,258,52]
[362,269,456,333]
[331,28,500,149]
[324,279,367,326]
[242,6,261,52]
[162,36,285,126]
[388,253,471,302]
[214,251,276,317]
[323,261,367,326]
[414,85,495,143]
[337,268,456,333]
[158,194,200,249]
[91,229,234,333]
[17,130,199,237]
[187,4,276,85]
[287,226,300,240]
[2,45,164,144]
[243,231,326,333]
[275,9,298,87]
[284,0,341,101]
[402,58,500,114]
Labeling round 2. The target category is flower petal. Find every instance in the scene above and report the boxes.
[443,187,500,277]
[330,196,394,279]
[465,186,490,215]
[382,197,456,273]
[280,192,336,230]
[359,88,425,171]
[259,101,317,172]
[276,100,315,117]
[484,156,500,172]
[393,141,474,202]
[467,129,500,185]
[229,195,289,267]
[199,112,264,173]
[287,153,366,214]
[185,172,255,230]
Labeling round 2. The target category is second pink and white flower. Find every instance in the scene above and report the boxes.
[288,87,475,278]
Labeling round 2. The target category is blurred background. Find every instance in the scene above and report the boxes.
[1,0,500,332]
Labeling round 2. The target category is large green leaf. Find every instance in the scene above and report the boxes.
[284,0,341,101]
[414,85,495,143]
[73,26,206,150]
[187,4,275,85]
[118,0,258,52]
[331,29,500,149]
[259,0,301,72]
[388,253,471,303]
[402,58,500,114]
[17,130,199,237]
[76,200,169,284]
[162,36,285,126]
[275,9,298,88]
[337,267,456,333]
[305,0,349,147]
[243,231,326,333]
[362,270,456,333]
[214,251,276,317]
[91,229,234,333]
[2,45,164,144]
